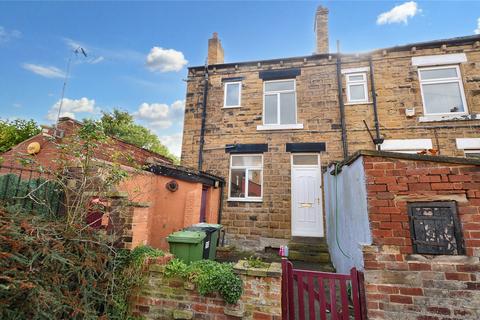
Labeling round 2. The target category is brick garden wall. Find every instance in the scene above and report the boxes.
[131,256,282,320]
[362,155,480,320]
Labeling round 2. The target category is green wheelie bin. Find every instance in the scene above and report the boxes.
[167,230,206,263]
[185,223,222,260]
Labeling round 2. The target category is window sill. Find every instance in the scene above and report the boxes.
[222,106,242,109]
[256,124,304,131]
[418,113,478,122]
[345,101,371,106]
[227,198,263,203]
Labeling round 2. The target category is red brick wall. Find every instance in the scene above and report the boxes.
[362,155,480,320]
[0,118,171,171]
[131,257,282,320]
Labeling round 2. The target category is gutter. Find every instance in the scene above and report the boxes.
[198,65,209,171]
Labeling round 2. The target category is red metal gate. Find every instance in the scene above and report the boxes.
[281,258,367,320]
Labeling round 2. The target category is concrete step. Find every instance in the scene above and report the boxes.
[288,242,330,253]
[288,251,331,263]
[291,260,336,273]
[288,237,334,269]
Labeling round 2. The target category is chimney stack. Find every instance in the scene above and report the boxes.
[207,32,224,65]
[315,6,329,54]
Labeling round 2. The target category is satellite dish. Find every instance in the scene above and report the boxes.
[27,142,41,155]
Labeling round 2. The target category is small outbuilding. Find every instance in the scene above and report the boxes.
[324,150,480,319]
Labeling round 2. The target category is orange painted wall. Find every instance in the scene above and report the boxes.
[119,172,221,251]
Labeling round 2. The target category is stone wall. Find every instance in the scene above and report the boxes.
[361,154,480,320]
[181,38,480,250]
[131,257,282,320]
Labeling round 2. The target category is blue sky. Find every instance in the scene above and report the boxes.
[1,1,479,156]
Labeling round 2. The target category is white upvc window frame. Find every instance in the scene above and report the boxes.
[345,72,369,104]
[228,154,263,202]
[418,65,468,116]
[223,81,242,108]
[262,79,298,126]
[456,138,480,158]
[290,153,321,167]
[464,150,480,158]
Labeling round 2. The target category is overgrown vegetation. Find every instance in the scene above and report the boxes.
[0,121,162,319]
[0,205,162,319]
[0,118,41,153]
[164,259,243,304]
[243,256,270,269]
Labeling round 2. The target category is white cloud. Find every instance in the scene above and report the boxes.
[159,132,183,157]
[46,97,96,121]
[475,18,480,34]
[377,1,421,25]
[0,26,21,44]
[88,56,104,64]
[146,47,188,72]
[22,63,65,78]
[134,100,185,130]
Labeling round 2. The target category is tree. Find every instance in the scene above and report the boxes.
[98,109,177,162]
[0,119,41,153]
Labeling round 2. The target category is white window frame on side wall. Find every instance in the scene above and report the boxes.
[417,65,468,116]
[381,139,433,154]
[223,81,242,108]
[257,79,302,130]
[228,154,263,202]
[345,72,369,104]
[456,138,480,158]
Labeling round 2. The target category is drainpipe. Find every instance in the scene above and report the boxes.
[368,56,383,149]
[198,65,209,171]
[336,41,348,159]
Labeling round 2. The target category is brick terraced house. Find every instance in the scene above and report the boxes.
[181,6,480,253]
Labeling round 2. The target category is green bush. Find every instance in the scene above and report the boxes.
[164,259,243,304]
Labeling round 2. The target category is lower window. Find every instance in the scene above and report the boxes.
[229,154,263,201]
[408,201,465,255]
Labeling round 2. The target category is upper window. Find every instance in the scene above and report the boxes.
[346,73,368,103]
[263,79,297,125]
[229,154,263,201]
[224,81,241,108]
[418,65,468,115]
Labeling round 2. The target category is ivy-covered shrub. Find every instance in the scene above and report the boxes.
[164,259,243,304]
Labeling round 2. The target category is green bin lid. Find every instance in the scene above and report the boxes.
[191,223,222,229]
[167,230,206,244]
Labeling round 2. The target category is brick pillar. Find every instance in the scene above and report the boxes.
[315,6,329,54]
[207,32,224,65]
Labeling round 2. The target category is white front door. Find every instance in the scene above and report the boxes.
[291,154,323,237]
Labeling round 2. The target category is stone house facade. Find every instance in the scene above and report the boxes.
[180,6,480,250]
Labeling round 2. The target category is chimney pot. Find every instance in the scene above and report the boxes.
[315,6,329,54]
[207,32,224,65]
